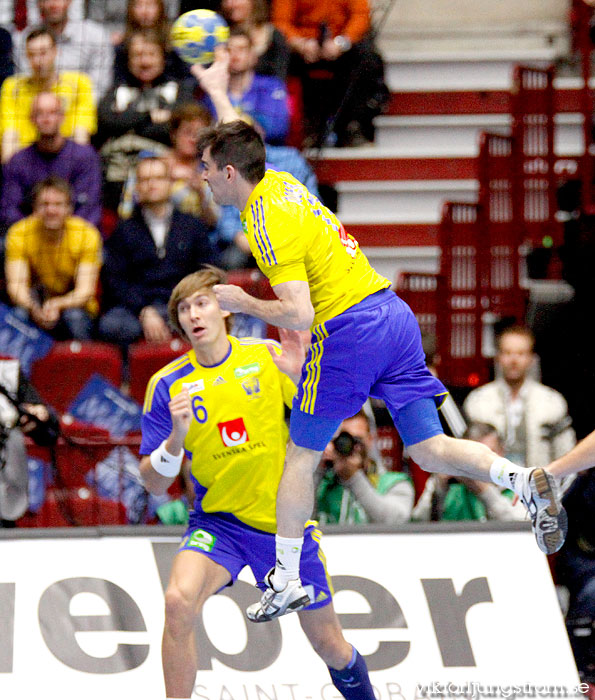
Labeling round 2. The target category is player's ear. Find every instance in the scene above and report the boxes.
[220,308,231,320]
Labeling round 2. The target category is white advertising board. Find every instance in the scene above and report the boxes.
[0,529,583,700]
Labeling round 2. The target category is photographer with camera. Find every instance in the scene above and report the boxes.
[0,358,60,527]
[315,408,414,525]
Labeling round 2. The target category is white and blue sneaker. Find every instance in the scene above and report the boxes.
[518,468,568,554]
[246,569,312,622]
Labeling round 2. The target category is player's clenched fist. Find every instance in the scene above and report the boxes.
[168,389,192,439]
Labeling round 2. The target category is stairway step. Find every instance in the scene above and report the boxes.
[313,154,477,183]
[386,80,585,116]
[348,223,439,247]
[337,179,478,223]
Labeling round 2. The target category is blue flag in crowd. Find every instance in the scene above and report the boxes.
[0,303,54,375]
[67,374,142,437]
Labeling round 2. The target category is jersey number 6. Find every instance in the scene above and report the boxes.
[191,395,208,424]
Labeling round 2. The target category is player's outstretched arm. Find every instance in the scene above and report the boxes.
[213,280,314,330]
[267,328,307,385]
[547,428,595,478]
[140,389,192,495]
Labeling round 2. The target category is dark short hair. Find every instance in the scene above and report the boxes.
[169,102,213,136]
[496,325,535,352]
[25,26,56,45]
[32,175,72,206]
[229,25,253,45]
[168,266,232,337]
[197,120,266,184]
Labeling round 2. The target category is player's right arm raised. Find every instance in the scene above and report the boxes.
[140,389,192,495]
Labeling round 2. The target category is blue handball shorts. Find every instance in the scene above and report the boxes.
[290,288,447,451]
[178,510,333,610]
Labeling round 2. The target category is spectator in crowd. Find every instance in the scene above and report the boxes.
[96,29,196,210]
[98,156,218,349]
[0,26,14,88]
[0,27,96,163]
[463,325,576,469]
[272,0,388,147]
[1,91,102,231]
[0,357,60,528]
[4,176,102,340]
[221,0,291,81]
[193,49,317,268]
[118,102,218,230]
[315,408,414,525]
[202,26,289,146]
[112,0,190,85]
[412,422,526,521]
[14,0,114,99]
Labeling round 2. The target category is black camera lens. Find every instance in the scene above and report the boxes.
[333,431,357,457]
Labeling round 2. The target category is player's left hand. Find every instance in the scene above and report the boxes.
[268,328,306,383]
[213,283,250,313]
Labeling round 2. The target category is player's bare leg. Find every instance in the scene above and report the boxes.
[299,604,375,700]
[163,550,231,698]
[247,440,322,621]
[409,433,567,554]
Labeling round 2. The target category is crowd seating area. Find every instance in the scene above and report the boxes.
[0,1,593,529]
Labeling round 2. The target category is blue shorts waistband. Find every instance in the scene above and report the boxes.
[337,287,394,317]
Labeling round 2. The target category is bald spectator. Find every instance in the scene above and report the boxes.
[2,92,101,232]
[14,0,114,99]
[4,176,102,340]
[1,27,96,163]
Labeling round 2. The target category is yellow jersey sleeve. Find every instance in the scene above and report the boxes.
[242,171,391,325]
[0,77,19,138]
[242,192,309,288]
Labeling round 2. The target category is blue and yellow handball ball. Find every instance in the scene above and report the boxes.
[170,9,229,65]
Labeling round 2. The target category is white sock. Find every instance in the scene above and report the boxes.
[489,457,527,495]
[271,535,303,589]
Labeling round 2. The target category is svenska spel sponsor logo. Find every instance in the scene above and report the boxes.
[217,417,249,446]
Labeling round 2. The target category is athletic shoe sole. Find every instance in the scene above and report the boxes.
[531,468,568,555]
[246,591,312,622]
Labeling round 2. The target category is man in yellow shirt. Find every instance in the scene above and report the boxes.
[0,26,96,163]
[197,120,567,621]
[140,266,375,700]
[4,175,102,339]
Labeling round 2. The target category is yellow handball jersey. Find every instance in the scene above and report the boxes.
[241,170,391,326]
[140,336,295,533]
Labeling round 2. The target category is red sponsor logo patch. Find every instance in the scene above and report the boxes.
[217,417,249,446]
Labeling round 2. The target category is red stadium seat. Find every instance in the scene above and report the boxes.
[31,489,127,527]
[30,341,123,414]
[128,338,191,406]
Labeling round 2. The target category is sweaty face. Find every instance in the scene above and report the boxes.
[35,186,71,231]
[32,94,64,136]
[136,159,171,205]
[201,147,232,206]
[497,333,534,384]
[26,35,57,78]
[128,36,165,84]
[177,290,229,346]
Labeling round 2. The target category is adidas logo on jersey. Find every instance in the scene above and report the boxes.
[213,376,226,386]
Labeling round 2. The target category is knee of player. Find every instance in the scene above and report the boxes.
[164,586,199,634]
[408,433,451,472]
